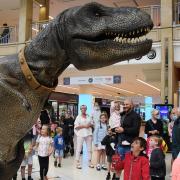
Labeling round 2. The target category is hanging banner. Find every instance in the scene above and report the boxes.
[63,75,121,85]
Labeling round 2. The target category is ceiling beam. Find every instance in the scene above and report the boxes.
[132,0,139,6]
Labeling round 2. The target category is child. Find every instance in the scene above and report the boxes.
[93,112,108,171]
[109,101,121,130]
[35,125,53,180]
[149,135,166,180]
[21,130,34,180]
[120,137,150,180]
[101,128,116,180]
[54,127,64,167]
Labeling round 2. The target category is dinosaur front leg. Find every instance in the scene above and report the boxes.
[0,79,31,111]
[0,140,24,180]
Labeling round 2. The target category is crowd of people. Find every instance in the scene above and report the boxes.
[13,99,180,180]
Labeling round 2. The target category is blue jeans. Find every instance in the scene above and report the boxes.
[117,145,131,160]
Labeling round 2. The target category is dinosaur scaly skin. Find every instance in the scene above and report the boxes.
[0,2,153,179]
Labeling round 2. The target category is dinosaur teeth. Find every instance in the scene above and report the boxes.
[113,35,147,44]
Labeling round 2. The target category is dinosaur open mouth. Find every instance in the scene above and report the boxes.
[76,25,152,45]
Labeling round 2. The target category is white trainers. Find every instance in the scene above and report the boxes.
[110,142,116,150]
[122,140,130,145]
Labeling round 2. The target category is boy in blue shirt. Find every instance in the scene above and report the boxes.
[54,127,64,167]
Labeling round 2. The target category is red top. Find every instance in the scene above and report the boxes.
[123,152,150,180]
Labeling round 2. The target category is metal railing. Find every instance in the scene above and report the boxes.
[0,26,17,44]
[31,20,51,39]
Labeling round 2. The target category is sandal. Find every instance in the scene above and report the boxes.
[89,164,94,168]
[76,163,82,169]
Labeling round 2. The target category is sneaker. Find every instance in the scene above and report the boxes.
[88,161,94,168]
[54,161,57,167]
[58,163,61,167]
[106,172,111,180]
[96,164,101,171]
[110,143,116,150]
[122,140,130,145]
[101,164,107,170]
[76,163,82,169]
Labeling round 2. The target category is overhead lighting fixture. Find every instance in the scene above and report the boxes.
[57,85,78,90]
[106,94,113,97]
[102,84,135,94]
[39,4,43,7]
[92,91,102,95]
[136,79,160,91]
[32,28,39,32]
[49,16,54,20]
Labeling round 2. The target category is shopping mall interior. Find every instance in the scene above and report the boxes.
[0,0,180,180]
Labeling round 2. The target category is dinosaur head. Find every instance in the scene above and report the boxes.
[58,2,153,70]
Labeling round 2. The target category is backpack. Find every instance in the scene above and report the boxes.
[111,153,123,171]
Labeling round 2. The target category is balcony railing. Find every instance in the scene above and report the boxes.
[141,5,161,27]
[31,20,51,39]
[0,26,17,44]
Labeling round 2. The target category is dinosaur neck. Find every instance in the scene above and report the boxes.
[24,21,69,88]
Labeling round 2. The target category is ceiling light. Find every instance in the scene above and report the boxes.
[102,84,135,94]
[49,16,54,20]
[32,28,39,32]
[57,85,78,90]
[106,94,113,96]
[39,4,43,7]
[92,91,102,95]
[136,79,160,91]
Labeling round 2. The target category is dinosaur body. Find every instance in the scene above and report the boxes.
[0,3,153,179]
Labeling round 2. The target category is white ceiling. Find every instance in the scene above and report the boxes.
[0,0,160,25]
[55,63,161,100]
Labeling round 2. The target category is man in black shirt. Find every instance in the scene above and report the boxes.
[115,99,141,179]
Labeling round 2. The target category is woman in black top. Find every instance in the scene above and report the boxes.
[145,109,163,138]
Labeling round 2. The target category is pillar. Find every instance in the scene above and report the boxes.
[18,0,33,48]
[78,85,94,115]
[160,0,178,104]
[144,97,153,121]
[38,0,49,21]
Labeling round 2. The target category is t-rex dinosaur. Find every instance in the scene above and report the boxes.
[0,2,153,179]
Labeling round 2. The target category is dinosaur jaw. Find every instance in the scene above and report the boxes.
[70,25,153,70]
[71,37,152,70]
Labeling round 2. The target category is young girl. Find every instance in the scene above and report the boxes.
[109,101,121,130]
[93,112,108,171]
[120,137,150,180]
[36,125,53,180]
[149,135,166,180]
[54,127,64,167]
[101,128,116,180]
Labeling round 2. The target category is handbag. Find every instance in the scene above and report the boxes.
[111,153,123,171]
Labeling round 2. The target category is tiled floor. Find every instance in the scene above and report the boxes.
[16,150,172,180]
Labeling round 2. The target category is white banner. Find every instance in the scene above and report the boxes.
[63,76,121,85]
